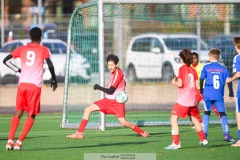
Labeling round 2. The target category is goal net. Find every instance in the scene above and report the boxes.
[61,0,239,129]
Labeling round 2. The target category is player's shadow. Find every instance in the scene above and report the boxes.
[26,140,156,151]
[183,143,231,149]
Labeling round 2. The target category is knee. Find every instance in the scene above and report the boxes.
[84,106,93,113]
[13,111,23,118]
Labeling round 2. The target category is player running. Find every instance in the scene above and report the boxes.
[66,54,149,139]
[164,48,208,150]
[226,36,240,147]
[3,27,58,151]
[200,48,235,143]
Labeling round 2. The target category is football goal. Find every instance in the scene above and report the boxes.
[61,0,240,130]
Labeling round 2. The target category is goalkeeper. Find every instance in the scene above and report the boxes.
[4,27,58,151]
[66,54,149,139]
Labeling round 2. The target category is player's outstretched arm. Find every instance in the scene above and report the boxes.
[46,58,57,91]
[94,84,116,94]
[3,54,21,73]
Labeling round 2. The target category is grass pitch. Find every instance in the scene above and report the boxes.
[0,113,239,160]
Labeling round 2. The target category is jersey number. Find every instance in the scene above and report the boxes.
[213,75,220,89]
[188,74,194,89]
[26,51,36,66]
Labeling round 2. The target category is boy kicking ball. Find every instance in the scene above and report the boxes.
[66,54,149,139]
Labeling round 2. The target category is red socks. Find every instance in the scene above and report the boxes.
[197,131,205,141]
[18,117,34,142]
[78,119,88,132]
[132,125,144,135]
[172,135,180,145]
[8,117,20,140]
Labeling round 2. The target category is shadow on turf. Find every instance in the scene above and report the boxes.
[26,140,157,151]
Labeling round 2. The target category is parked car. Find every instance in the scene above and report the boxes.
[208,34,238,74]
[125,33,222,82]
[0,39,91,84]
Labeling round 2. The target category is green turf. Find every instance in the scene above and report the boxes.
[0,113,239,160]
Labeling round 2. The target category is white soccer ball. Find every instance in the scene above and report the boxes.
[115,91,128,104]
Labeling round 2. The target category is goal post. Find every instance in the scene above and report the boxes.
[61,0,239,129]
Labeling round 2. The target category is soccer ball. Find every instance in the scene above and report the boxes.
[115,91,128,104]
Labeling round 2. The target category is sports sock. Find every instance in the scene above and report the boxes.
[197,131,205,141]
[8,117,20,140]
[202,114,210,134]
[132,125,144,135]
[172,135,180,145]
[212,105,220,118]
[18,117,34,142]
[77,119,88,132]
[220,116,229,135]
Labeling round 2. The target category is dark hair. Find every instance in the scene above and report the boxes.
[192,52,199,59]
[106,54,119,64]
[179,48,192,66]
[29,27,42,41]
[209,48,220,60]
[233,36,240,49]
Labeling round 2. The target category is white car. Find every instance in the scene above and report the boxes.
[0,39,91,84]
[125,33,223,82]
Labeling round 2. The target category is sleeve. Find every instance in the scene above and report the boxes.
[11,47,22,58]
[200,66,206,80]
[236,56,240,72]
[111,70,123,88]
[178,67,183,80]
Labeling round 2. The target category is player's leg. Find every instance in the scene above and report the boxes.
[164,114,181,149]
[66,103,100,139]
[14,115,36,150]
[13,85,41,150]
[6,110,24,150]
[165,103,191,149]
[202,100,212,139]
[213,101,235,142]
[117,118,149,137]
[189,107,208,146]
[232,97,240,146]
[195,89,203,124]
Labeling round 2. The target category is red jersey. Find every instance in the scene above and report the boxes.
[11,43,51,87]
[176,65,198,106]
[105,68,126,99]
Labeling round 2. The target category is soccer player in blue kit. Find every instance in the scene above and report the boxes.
[200,48,235,143]
[226,36,240,147]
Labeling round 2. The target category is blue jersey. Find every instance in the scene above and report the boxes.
[200,62,230,101]
[232,54,240,97]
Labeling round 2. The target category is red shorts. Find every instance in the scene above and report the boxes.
[94,98,125,118]
[16,83,41,116]
[172,103,199,119]
[196,89,203,102]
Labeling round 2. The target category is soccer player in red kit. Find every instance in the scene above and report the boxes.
[164,48,208,150]
[66,54,149,139]
[3,27,58,150]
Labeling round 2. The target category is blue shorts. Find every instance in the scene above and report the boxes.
[203,100,225,112]
[235,97,240,113]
